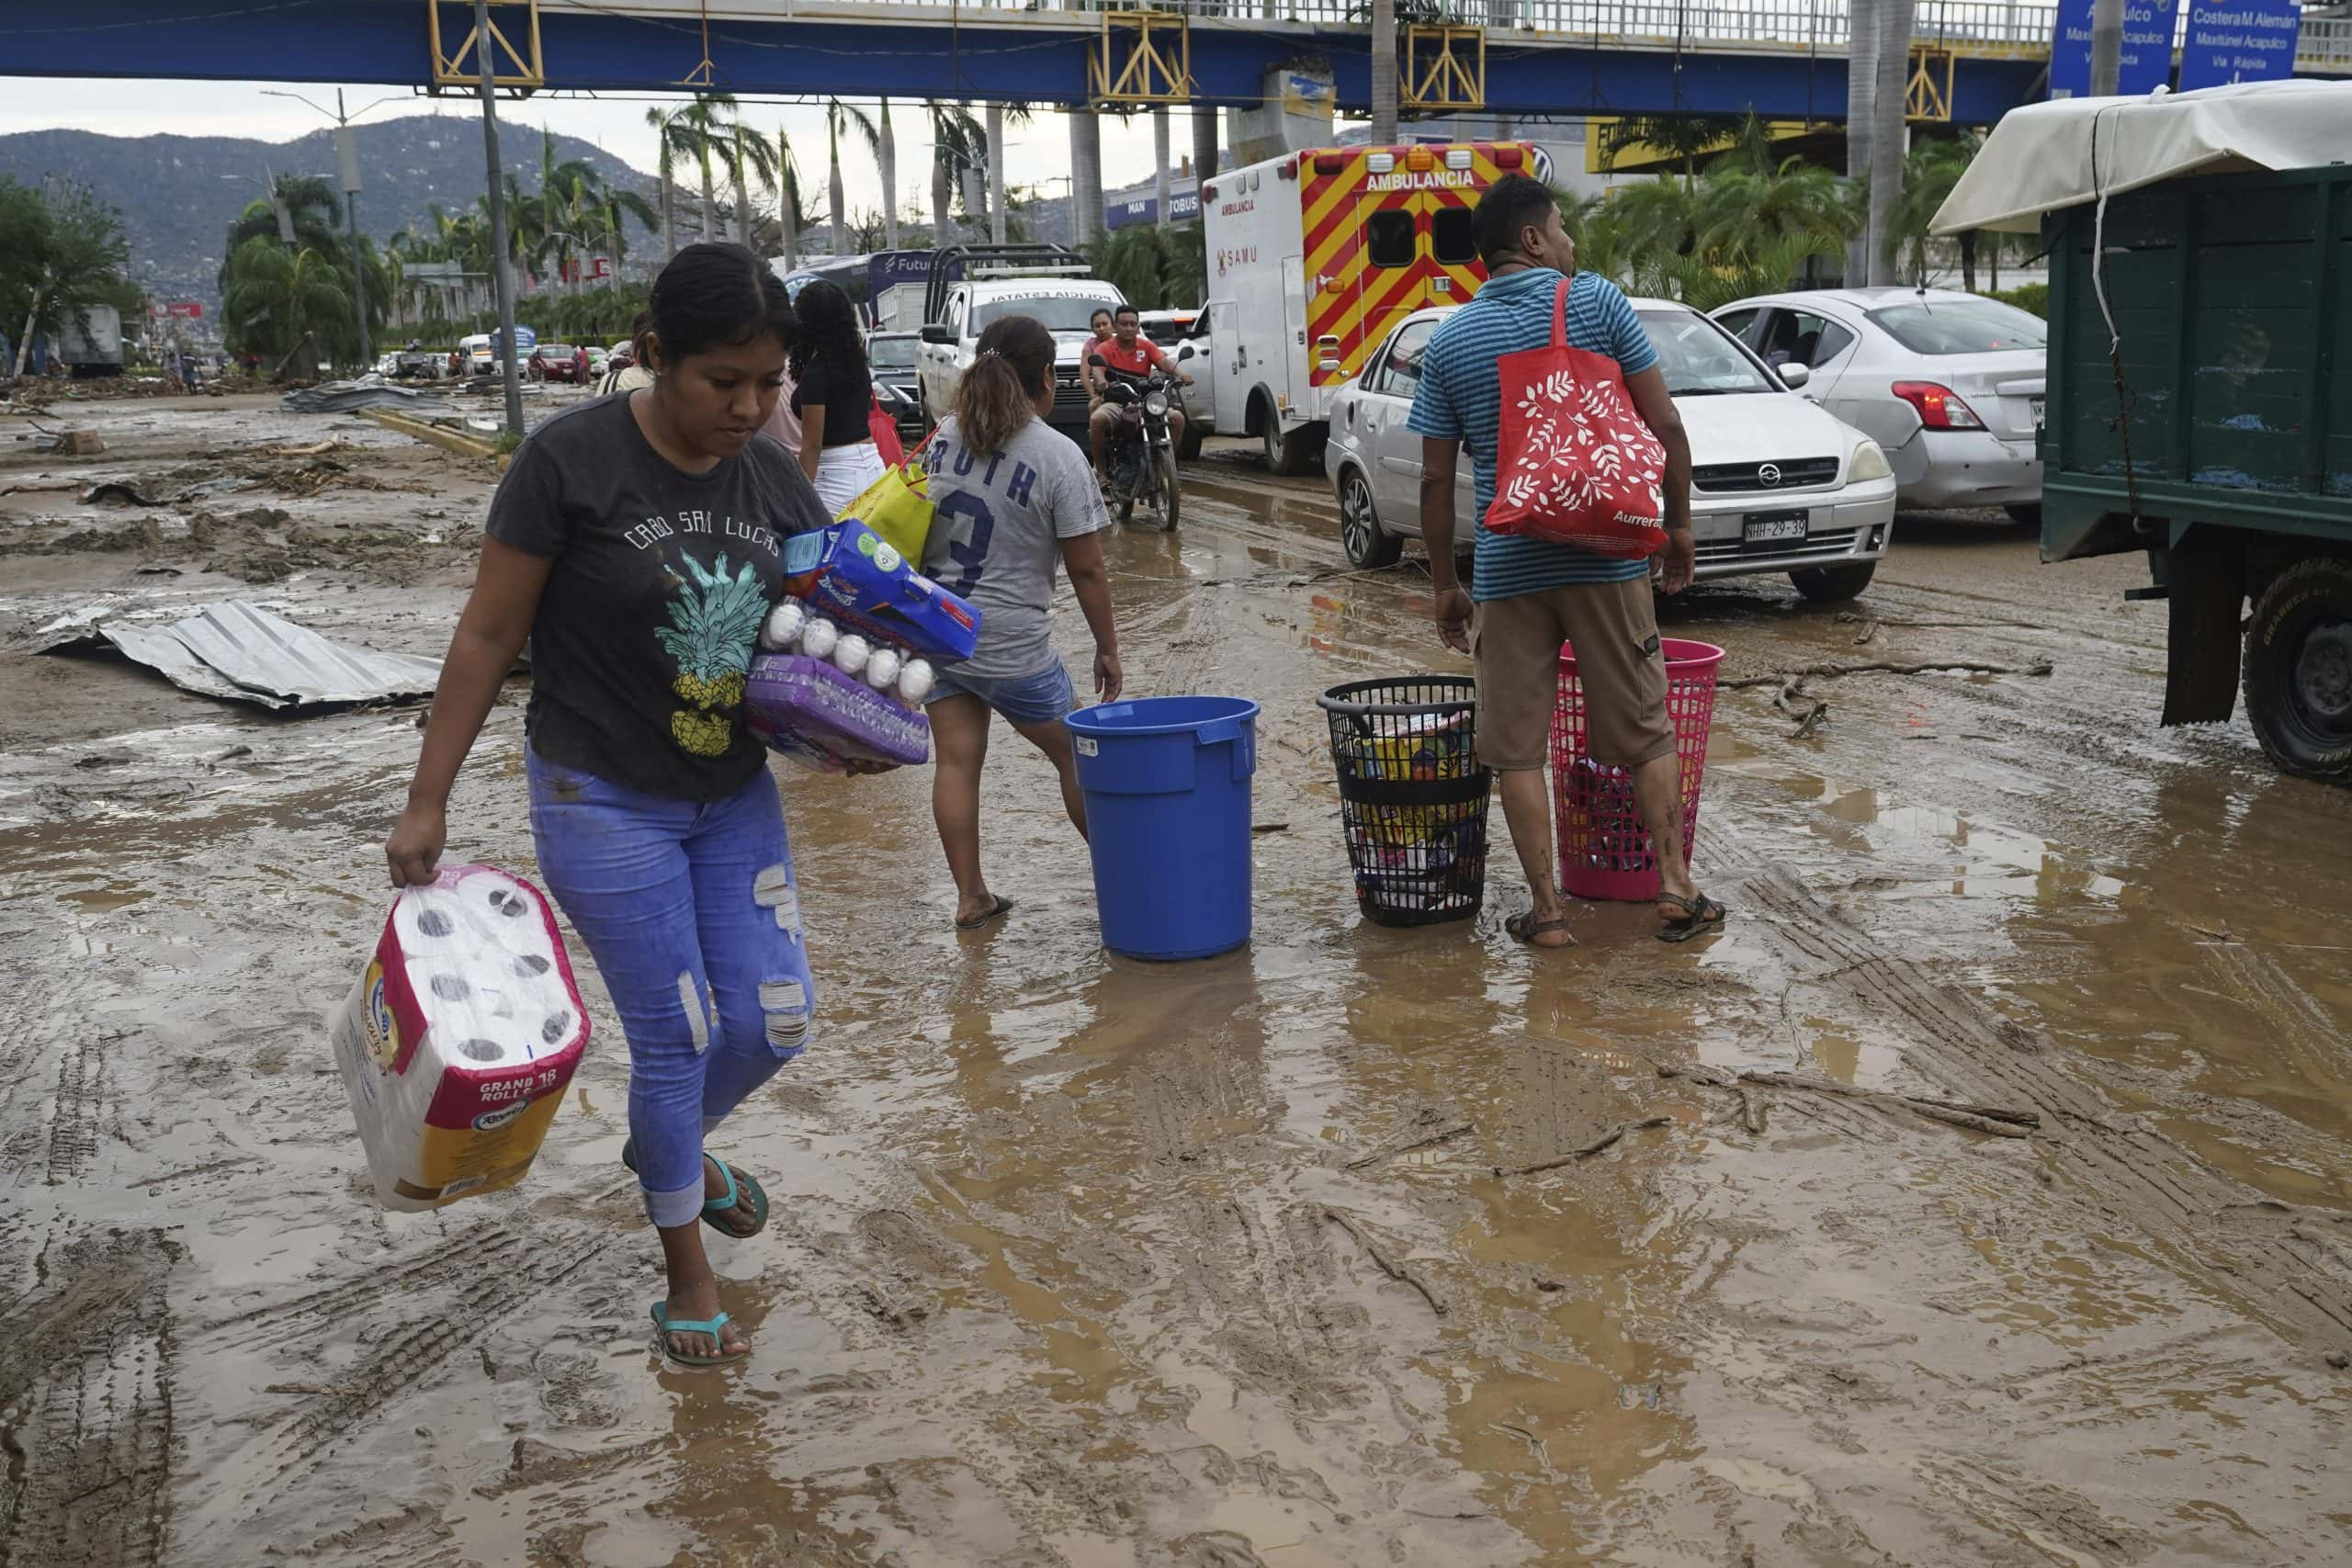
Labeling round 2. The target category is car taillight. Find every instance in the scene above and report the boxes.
[1891,380,1984,430]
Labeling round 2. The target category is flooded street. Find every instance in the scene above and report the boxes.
[4,395,2348,1566]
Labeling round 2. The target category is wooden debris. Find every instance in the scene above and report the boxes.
[1322,1207,1447,1316]
[1720,658,2053,690]
[1494,1116,1674,1178]
[1662,1063,2038,1140]
[1343,1120,1475,1170]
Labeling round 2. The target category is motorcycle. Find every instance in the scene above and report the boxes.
[1100,372,1183,531]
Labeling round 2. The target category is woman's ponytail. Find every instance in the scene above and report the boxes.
[954,315,1056,458]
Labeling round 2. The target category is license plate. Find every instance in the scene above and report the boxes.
[1743,511,1809,544]
[2030,396,2045,431]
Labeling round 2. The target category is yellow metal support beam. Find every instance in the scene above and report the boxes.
[1402,24,1486,114]
[1091,10,1193,107]
[427,1,544,98]
[1906,45,1954,123]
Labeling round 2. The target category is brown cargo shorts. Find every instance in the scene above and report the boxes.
[1471,579,1675,773]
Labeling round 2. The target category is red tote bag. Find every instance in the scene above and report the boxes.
[867,394,905,468]
[1483,278,1668,558]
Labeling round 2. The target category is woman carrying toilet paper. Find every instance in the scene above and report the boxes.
[385,242,848,1369]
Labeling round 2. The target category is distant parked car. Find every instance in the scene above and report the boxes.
[1326,299,1899,603]
[530,343,591,384]
[1712,288,2046,521]
[585,345,609,380]
[866,330,925,442]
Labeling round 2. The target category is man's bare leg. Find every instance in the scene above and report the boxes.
[1497,766,1571,947]
[1629,750,1700,919]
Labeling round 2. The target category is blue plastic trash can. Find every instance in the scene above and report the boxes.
[1064,695,1261,960]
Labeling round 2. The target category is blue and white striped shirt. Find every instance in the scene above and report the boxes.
[1406,268,1659,602]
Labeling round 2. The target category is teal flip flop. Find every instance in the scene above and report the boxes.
[650,1303,748,1367]
[620,1139,771,1238]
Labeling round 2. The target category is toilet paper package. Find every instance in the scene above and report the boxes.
[744,650,932,772]
[330,863,590,1210]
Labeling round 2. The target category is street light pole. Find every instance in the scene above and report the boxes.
[335,91,371,368]
[474,0,526,437]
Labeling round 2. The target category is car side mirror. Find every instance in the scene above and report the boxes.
[1777,361,1812,390]
[920,325,953,345]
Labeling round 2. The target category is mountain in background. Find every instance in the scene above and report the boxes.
[0,113,661,316]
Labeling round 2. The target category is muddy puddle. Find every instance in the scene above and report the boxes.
[0,405,2346,1566]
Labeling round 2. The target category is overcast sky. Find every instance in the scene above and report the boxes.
[0,78,1230,214]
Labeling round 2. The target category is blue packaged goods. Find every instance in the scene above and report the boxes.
[782,520,980,665]
[745,652,932,773]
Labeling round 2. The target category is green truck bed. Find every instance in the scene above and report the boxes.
[2042,164,2352,781]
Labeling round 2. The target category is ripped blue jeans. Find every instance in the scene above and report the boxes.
[526,748,813,1229]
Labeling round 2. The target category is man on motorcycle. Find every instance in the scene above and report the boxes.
[1088,306,1193,490]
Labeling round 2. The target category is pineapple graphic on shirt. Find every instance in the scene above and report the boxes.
[654,553,768,757]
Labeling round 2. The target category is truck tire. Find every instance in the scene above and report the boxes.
[1789,560,1878,604]
[1337,467,1401,569]
[1262,415,1319,477]
[2243,557,2352,784]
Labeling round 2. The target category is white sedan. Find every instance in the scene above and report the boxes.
[1713,288,2046,520]
[1326,299,1900,603]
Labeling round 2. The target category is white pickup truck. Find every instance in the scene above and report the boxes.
[914,245,1125,441]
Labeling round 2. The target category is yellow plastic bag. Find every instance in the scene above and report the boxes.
[837,456,934,566]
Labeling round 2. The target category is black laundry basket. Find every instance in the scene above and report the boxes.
[1317,675,1493,928]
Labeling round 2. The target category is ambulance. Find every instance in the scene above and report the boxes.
[1198,141,1538,474]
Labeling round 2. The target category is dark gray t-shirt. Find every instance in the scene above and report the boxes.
[488,394,830,800]
[917,414,1107,681]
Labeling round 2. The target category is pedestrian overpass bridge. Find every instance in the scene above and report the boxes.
[6,0,2349,121]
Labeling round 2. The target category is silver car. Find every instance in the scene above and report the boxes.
[1712,288,2047,519]
[1325,299,1900,603]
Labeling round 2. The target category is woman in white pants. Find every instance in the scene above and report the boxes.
[789,280,884,516]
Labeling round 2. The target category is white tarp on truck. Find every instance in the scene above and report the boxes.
[1932,79,2352,236]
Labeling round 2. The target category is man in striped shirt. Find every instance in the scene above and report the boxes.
[1407,175,1724,948]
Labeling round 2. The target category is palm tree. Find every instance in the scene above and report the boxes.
[678,94,736,245]
[1370,0,1398,145]
[221,236,353,372]
[1192,104,1219,186]
[220,174,347,273]
[1845,0,1877,286]
[824,100,879,256]
[1152,107,1173,231]
[596,186,661,282]
[925,102,987,244]
[1867,0,1917,285]
[877,99,901,250]
[722,112,780,250]
[645,106,683,258]
[1888,133,1984,288]
[775,127,806,268]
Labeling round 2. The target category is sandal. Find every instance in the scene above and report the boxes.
[650,1303,748,1367]
[956,894,1014,931]
[621,1140,770,1238]
[1505,910,1577,949]
[1655,890,1727,944]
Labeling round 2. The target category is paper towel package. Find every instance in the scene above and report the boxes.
[330,863,590,1210]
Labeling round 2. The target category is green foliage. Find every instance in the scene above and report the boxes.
[1561,122,1856,308]
[1887,133,1993,288]
[221,237,355,370]
[1986,282,2047,318]
[1,176,135,374]
[1086,221,1206,312]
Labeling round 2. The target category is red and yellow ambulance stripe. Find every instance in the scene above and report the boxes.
[1299,142,1521,388]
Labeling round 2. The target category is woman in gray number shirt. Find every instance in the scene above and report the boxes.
[918,315,1125,931]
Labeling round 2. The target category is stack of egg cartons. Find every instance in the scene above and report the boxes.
[330,863,589,1210]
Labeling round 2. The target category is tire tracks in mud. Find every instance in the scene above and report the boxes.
[0,1229,179,1568]
[1701,829,2352,1354]
[183,1224,611,1532]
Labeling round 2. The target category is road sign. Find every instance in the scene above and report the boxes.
[2051,0,2184,97]
[2178,0,2304,90]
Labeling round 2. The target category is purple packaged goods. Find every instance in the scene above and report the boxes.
[782,520,981,666]
[745,652,932,772]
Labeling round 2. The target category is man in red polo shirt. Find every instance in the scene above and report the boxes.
[1087,305,1193,489]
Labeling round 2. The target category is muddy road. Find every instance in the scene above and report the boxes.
[2,394,2346,1566]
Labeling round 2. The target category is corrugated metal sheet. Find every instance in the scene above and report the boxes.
[38,600,441,711]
